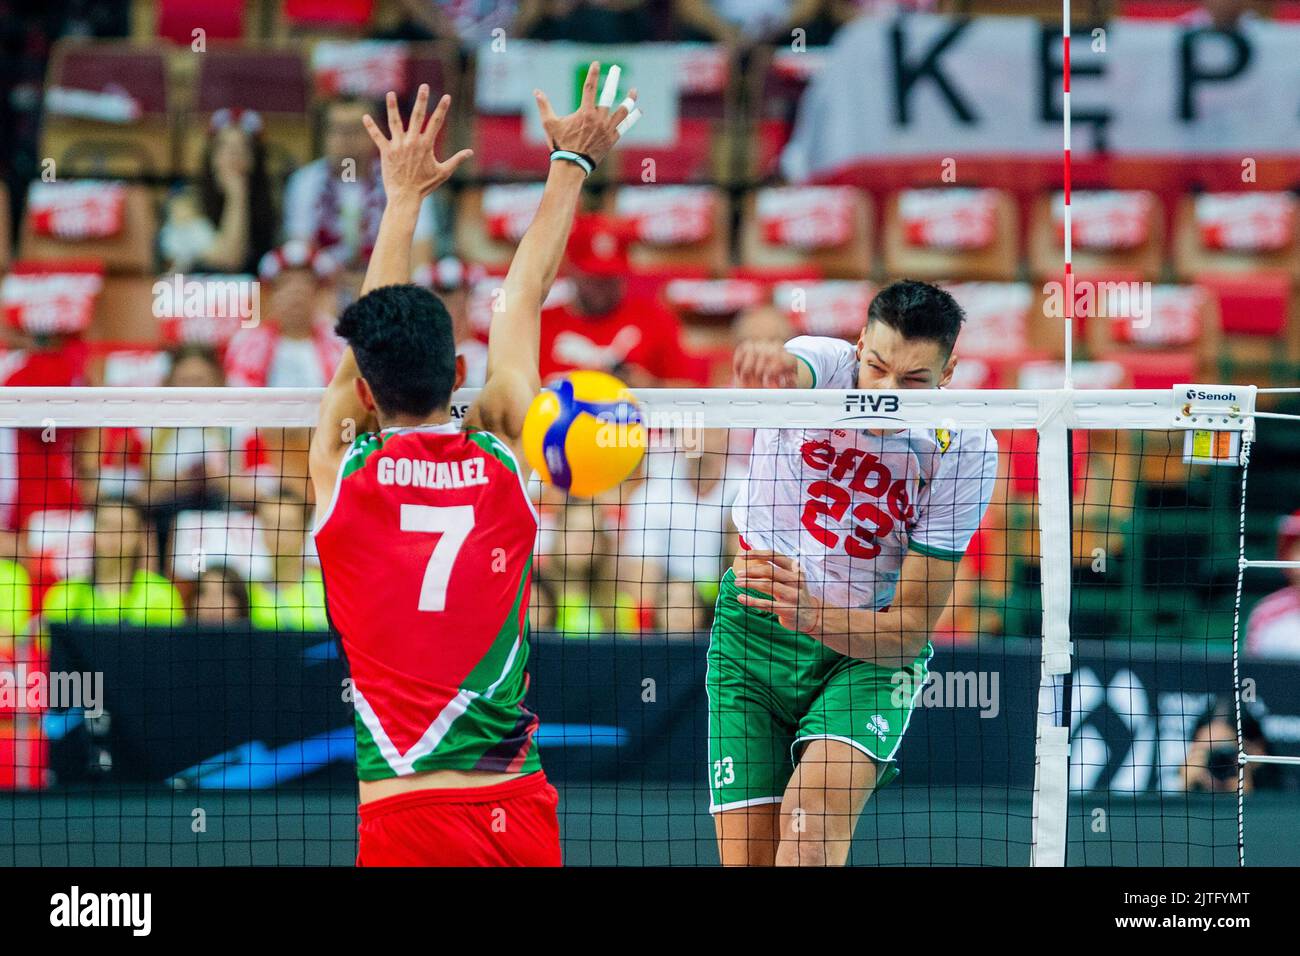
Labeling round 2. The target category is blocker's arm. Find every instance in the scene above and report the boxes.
[309,85,471,517]
[466,61,639,465]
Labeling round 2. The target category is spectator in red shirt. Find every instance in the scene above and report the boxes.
[539,213,707,386]
[1246,510,1300,658]
[0,333,89,550]
[223,241,347,388]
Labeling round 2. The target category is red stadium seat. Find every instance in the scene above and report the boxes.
[41,41,173,177]
[661,277,767,326]
[884,188,1019,282]
[186,47,312,181]
[18,183,157,275]
[454,184,545,272]
[310,40,458,104]
[90,347,170,387]
[1086,282,1219,381]
[771,280,876,340]
[1116,2,1202,18]
[156,0,245,43]
[1028,190,1166,282]
[1173,192,1300,284]
[738,186,873,281]
[1194,270,1298,381]
[2,260,104,340]
[1103,349,1199,389]
[1196,271,1291,336]
[282,0,374,28]
[944,282,1052,384]
[610,186,731,278]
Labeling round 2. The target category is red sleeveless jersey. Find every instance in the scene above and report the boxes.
[314,422,541,780]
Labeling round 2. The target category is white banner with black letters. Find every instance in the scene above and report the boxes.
[782,14,1300,181]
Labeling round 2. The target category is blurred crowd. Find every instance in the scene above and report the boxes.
[0,0,1296,661]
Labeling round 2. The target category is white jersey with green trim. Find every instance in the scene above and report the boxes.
[731,335,999,610]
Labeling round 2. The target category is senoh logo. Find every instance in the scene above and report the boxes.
[843,393,900,414]
[1186,388,1236,402]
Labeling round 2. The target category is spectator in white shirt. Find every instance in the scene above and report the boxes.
[282,97,451,274]
[620,428,744,586]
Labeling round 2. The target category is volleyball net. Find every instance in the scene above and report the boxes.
[1,383,1297,866]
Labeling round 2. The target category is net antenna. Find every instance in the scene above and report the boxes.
[1232,385,1300,865]
[1061,0,1075,391]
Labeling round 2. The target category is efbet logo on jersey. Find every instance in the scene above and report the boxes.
[522,370,647,499]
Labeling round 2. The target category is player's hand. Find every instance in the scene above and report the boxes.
[534,61,641,169]
[362,84,473,203]
[733,341,799,389]
[732,550,823,635]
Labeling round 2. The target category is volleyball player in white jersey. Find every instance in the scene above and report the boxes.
[709,279,1000,865]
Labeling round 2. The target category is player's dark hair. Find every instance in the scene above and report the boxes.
[867,279,965,356]
[335,284,457,418]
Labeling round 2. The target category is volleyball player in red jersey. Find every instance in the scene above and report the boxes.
[308,65,639,866]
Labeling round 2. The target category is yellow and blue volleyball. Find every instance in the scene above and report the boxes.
[522,370,646,498]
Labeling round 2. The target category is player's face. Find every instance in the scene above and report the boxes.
[258,496,308,558]
[210,127,252,179]
[324,104,374,168]
[196,574,243,624]
[270,270,316,335]
[854,321,955,391]
[573,273,625,317]
[168,354,224,388]
[93,504,143,564]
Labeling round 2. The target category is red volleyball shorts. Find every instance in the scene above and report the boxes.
[356,770,562,867]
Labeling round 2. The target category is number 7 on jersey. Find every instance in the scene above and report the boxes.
[400,504,475,612]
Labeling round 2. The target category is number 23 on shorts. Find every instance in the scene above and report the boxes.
[713,756,736,788]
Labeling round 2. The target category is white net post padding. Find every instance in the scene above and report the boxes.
[1031,412,1074,867]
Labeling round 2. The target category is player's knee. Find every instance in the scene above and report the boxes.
[776,837,830,867]
[782,794,862,841]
